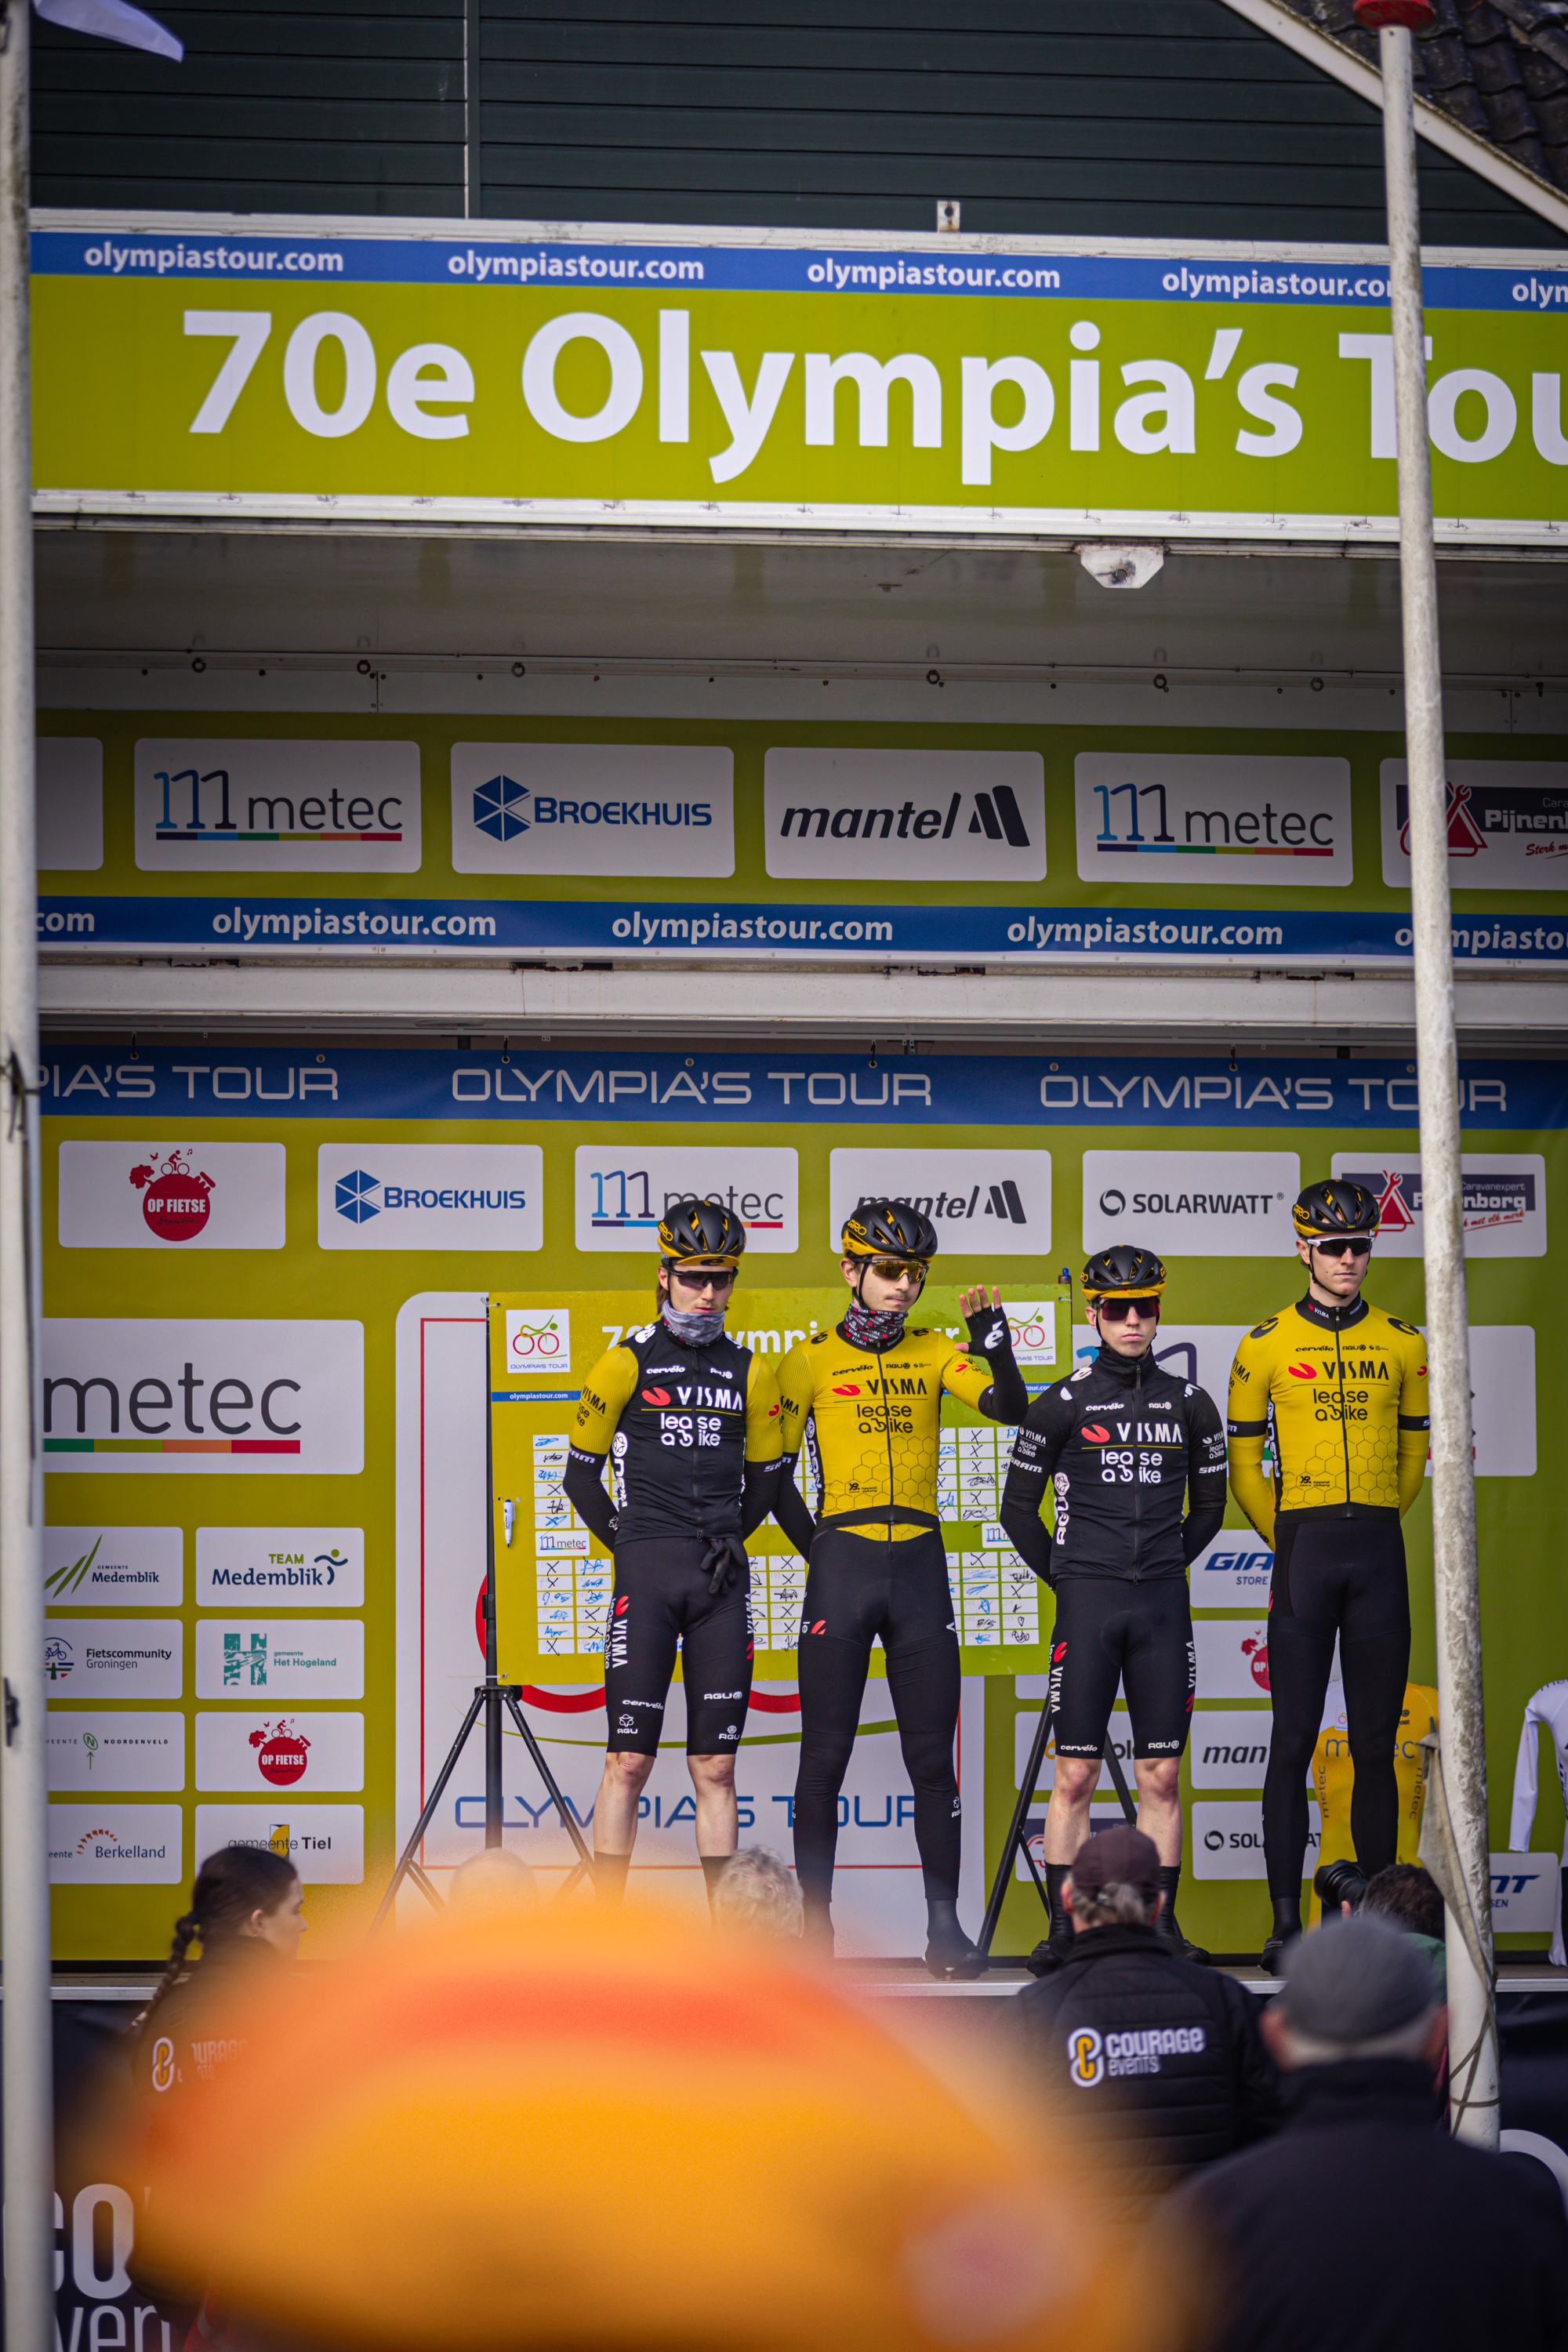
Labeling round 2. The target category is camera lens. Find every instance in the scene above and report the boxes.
[1314,1860,1369,1916]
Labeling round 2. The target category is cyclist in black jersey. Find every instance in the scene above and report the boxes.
[1000,1246,1227,1971]
[564,1198,782,1905]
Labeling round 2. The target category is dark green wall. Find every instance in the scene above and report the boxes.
[31,0,1567,249]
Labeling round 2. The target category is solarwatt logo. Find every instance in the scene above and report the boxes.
[474,775,528,841]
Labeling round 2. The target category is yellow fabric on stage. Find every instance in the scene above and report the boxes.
[1307,1680,1440,1924]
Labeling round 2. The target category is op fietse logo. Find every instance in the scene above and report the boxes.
[57,1142,286,1250]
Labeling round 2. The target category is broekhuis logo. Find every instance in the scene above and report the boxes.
[452,744,735,879]
[764,748,1047,883]
[41,1320,364,1473]
[319,1146,543,1254]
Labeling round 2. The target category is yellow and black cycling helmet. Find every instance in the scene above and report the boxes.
[1081,1244,1167,1303]
[657,1196,746,1269]
[1293,1178,1379,1244]
[840,1199,939,1265]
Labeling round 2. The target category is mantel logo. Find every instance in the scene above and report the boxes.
[42,1319,363,1472]
[1381,759,1568,891]
[765,748,1046,883]
[60,1142,285,1251]
[452,743,735,878]
[828,1149,1051,1258]
[319,1145,543,1252]
[1076,754,1353,888]
[1330,1152,1546,1260]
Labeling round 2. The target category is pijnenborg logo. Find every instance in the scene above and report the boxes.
[250,1719,310,1788]
[336,1171,380,1223]
[129,1149,216,1242]
[474,775,529,841]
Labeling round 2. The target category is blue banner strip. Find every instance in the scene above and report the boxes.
[29,230,1566,315]
[38,1048,1567,1129]
[35,895,1568,966]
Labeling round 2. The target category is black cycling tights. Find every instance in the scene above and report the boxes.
[793,1529,962,1916]
[1261,1510,1411,1898]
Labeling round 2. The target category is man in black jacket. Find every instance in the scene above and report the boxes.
[1000,1244,1227,1964]
[1170,1915,1568,2352]
[1016,1824,1279,2220]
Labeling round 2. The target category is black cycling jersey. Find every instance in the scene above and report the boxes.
[564,1322,781,1552]
[1000,1343,1228,1585]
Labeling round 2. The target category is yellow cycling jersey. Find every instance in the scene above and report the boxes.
[777,1324,994,1540]
[1308,1680,1439,1922]
[1226,1296,1430,1543]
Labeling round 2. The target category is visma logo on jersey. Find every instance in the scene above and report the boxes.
[575,1147,797,1253]
[318,1144,543,1251]
[1074,753,1352,887]
[451,742,735,877]
[764,747,1046,882]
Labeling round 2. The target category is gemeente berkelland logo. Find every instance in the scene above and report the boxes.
[129,1148,216,1242]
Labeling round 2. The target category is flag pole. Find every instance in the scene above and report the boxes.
[1355,0,1498,2145]
[0,0,57,2337]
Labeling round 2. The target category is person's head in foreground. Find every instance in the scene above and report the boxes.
[1065,1824,1163,1932]
[710,1846,804,1938]
[138,1909,1187,2352]
[149,1843,305,2006]
[1263,1912,1443,2071]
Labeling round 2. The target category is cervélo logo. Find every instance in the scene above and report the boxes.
[58,1141,285,1251]
[1330,1152,1546,1261]
[452,742,735,877]
[41,1319,363,1474]
[318,1145,543,1252]
[764,747,1046,882]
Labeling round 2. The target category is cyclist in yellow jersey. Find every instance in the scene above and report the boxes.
[775,1199,1026,1978]
[1308,1679,1439,1924]
[1227,1177,1430,1973]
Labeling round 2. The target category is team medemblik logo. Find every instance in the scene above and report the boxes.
[472,773,713,840]
[130,1149,216,1242]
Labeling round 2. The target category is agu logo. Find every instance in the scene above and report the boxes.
[1067,2027,1105,2088]
[474,775,529,841]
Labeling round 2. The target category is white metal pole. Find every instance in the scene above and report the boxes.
[1371,5,1498,2145]
[0,0,56,2329]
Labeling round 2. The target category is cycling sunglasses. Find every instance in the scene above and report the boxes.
[1095,1295,1160,1323]
[670,1265,737,1291]
[1311,1236,1373,1260]
[869,1257,926,1284]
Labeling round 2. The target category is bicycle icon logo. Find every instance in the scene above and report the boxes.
[509,1319,563,1361]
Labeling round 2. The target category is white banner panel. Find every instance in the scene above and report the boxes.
[193,1804,365,1883]
[58,1141,285,1250]
[1490,1854,1560,1934]
[44,1621,182,1698]
[573,1146,797,1252]
[1194,1799,1320,1879]
[42,1319,364,1473]
[49,1804,183,1882]
[195,1526,364,1608]
[828,1149,1051,1257]
[764,748,1046,882]
[1082,1151,1299,1257]
[195,1621,365,1700]
[45,1524,183,1606]
[37,737,103,870]
[1189,1533,1274,1609]
[318,1144,543,1251]
[46,1711,185,1791]
[1194,1620,1274,1701]
[1381,759,1568,891]
[1189,1711,1274,1788]
[195,1712,365,1794]
[1330,1152,1547,1258]
[451,742,734,876]
[136,739,421,872]
[1076,753,1353,886]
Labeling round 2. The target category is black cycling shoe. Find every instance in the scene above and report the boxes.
[1259,1935,1290,1977]
[924,1900,985,1981]
[1025,1930,1076,1978]
[1160,1919,1213,1966]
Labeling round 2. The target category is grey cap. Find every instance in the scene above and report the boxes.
[1278,1915,1439,2044]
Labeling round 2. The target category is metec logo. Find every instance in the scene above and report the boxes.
[41,1319,364,1474]
[764,748,1046,883]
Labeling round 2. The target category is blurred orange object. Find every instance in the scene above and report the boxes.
[143,1911,1185,2352]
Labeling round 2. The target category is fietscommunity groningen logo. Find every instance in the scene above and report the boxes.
[473,775,713,840]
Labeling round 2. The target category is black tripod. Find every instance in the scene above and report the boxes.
[975,1703,1138,1962]
[372,1306,594,1930]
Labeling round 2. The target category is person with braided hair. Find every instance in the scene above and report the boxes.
[129,1846,305,2334]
